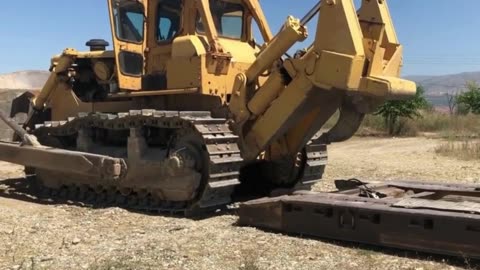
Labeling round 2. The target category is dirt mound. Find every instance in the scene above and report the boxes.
[0,70,49,90]
[0,71,48,140]
[0,90,30,140]
[407,71,480,96]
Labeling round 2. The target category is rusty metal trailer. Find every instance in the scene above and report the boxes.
[239,180,480,259]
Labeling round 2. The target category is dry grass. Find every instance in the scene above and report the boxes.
[358,112,480,138]
[239,256,261,270]
[415,112,480,137]
[435,139,480,160]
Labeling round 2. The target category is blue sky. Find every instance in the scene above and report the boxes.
[0,0,479,76]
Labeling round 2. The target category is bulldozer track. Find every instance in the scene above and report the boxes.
[28,110,327,214]
[32,110,242,214]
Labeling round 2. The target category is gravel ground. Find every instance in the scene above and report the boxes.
[0,137,479,270]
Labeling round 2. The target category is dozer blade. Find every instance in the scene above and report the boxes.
[239,180,480,259]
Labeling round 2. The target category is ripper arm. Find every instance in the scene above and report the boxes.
[230,0,417,161]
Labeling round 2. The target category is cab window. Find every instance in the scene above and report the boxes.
[157,0,182,42]
[197,0,244,40]
[112,0,145,43]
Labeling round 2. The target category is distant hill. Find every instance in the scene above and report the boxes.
[0,70,49,140]
[0,69,478,96]
[406,71,480,96]
[0,70,49,90]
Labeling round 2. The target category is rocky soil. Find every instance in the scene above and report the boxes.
[0,137,479,270]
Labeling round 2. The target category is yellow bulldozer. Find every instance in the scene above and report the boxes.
[0,0,416,213]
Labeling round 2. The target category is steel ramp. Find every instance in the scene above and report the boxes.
[238,180,480,259]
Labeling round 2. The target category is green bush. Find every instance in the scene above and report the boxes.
[456,81,480,115]
[375,85,430,135]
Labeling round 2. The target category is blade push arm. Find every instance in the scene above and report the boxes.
[32,49,78,111]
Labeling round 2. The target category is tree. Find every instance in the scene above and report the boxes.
[456,81,480,115]
[375,85,430,135]
[445,92,458,115]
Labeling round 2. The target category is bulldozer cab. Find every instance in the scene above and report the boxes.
[108,0,272,92]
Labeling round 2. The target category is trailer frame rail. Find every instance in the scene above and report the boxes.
[238,180,480,259]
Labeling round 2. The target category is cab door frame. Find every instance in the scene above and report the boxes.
[144,0,184,85]
[108,0,148,91]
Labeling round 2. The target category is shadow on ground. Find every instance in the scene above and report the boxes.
[0,176,235,220]
[231,221,480,269]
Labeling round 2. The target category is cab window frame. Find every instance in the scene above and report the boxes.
[156,0,183,44]
[196,0,247,41]
[111,0,146,45]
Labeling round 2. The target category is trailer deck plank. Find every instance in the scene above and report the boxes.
[393,198,480,214]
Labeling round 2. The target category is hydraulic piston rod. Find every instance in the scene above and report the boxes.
[245,16,308,84]
[300,1,322,26]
